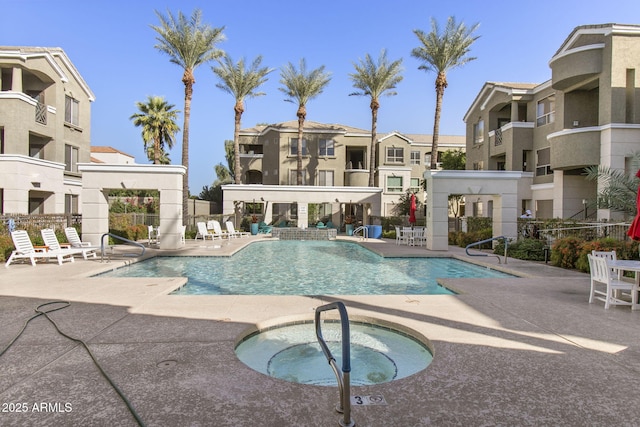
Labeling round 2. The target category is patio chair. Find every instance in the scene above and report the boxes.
[210,221,227,239]
[64,227,100,258]
[41,228,97,260]
[5,230,75,267]
[148,225,159,245]
[195,222,216,240]
[587,254,638,309]
[413,227,427,246]
[225,221,250,238]
[258,221,272,234]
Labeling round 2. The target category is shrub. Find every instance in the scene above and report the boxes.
[449,228,493,248]
[494,238,547,261]
[550,237,583,269]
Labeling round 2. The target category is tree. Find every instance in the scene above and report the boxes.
[412,16,480,170]
[279,58,331,185]
[213,54,273,184]
[440,148,466,170]
[130,95,180,164]
[584,152,640,216]
[349,49,403,187]
[151,9,225,223]
[392,190,423,216]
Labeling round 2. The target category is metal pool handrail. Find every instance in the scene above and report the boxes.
[315,301,354,427]
[100,233,146,262]
[465,235,508,264]
[353,225,368,240]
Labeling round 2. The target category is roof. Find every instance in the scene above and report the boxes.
[91,146,134,157]
[0,46,95,101]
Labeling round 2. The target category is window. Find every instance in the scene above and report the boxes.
[536,147,551,176]
[386,176,403,193]
[289,169,308,185]
[410,151,420,165]
[64,95,80,126]
[65,144,79,173]
[319,139,334,156]
[410,178,421,193]
[386,147,403,163]
[318,170,334,186]
[536,95,555,126]
[65,194,78,214]
[290,138,307,156]
[473,119,484,144]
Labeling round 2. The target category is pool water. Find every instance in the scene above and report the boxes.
[235,321,433,386]
[98,240,513,295]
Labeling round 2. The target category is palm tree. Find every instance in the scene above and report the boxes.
[412,16,480,170]
[130,95,180,164]
[212,54,273,184]
[279,58,331,185]
[349,49,403,187]
[145,145,172,165]
[151,9,225,223]
[584,152,640,216]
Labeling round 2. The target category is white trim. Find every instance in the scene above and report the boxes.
[549,43,605,67]
[221,184,382,194]
[78,163,186,174]
[424,169,533,180]
[531,183,554,191]
[0,154,65,169]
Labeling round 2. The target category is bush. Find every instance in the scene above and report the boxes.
[550,237,583,269]
[494,238,547,261]
[449,228,493,248]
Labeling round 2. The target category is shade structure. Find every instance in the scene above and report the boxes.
[409,193,417,225]
[628,169,640,240]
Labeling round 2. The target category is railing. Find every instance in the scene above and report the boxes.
[465,235,508,264]
[100,233,145,263]
[353,225,368,240]
[494,128,503,146]
[315,302,354,427]
[35,101,47,124]
[536,222,630,244]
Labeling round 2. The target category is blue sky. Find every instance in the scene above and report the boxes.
[4,0,640,194]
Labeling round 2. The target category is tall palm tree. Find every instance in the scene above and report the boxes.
[584,152,640,216]
[145,145,172,165]
[279,58,331,185]
[349,49,403,187]
[151,9,225,223]
[411,16,480,170]
[212,54,273,184]
[130,95,180,165]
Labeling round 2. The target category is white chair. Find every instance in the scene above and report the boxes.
[5,230,75,267]
[592,250,619,278]
[64,227,101,258]
[414,227,427,246]
[148,225,159,245]
[587,254,638,309]
[41,228,97,260]
[225,221,250,238]
[195,222,215,240]
[402,227,414,246]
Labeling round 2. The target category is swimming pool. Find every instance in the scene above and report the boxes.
[98,240,514,295]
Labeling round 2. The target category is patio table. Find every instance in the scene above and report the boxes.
[607,259,640,310]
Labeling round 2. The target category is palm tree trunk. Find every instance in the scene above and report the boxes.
[233,101,243,184]
[296,105,306,186]
[181,72,194,226]
[430,72,446,170]
[369,100,379,187]
[154,137,160,165]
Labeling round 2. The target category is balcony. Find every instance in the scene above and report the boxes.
[548,127,601,169]
[550,44,603,91]
[488,122,534,157]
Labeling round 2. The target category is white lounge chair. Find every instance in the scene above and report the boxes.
[587,254,638,309]
[211,220,228,239]
[225,221,250,238]
[64,227,101,257]
[41,228,97,260]
[195,222,216,240]
[5,230,75,267]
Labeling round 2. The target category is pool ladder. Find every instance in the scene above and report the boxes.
[353,226,368,240]
[315,302,355,427]
[465,235,508,264]
[100,233,146,262]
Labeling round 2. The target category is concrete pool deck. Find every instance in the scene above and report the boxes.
[1,235,639,426]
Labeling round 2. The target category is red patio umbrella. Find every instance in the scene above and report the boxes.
[409,193,417,226]
[627,169,640,240]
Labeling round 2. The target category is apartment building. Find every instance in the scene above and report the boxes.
[464,23,640,220]
[233,120,464,223]
[0,46,94,215]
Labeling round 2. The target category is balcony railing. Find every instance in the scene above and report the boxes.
[35,102,47,125]
[494,128,503,146]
